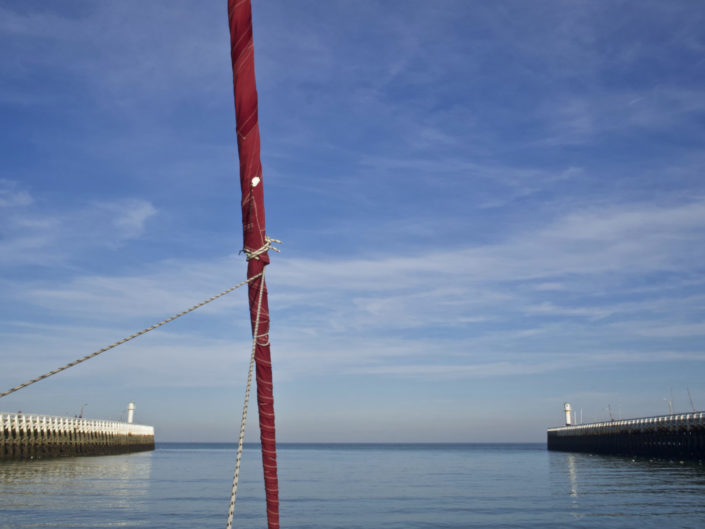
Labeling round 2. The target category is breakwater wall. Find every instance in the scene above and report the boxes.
[547,411,705,460]
[1,412,154,460]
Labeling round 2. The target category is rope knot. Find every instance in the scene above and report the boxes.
[240,236,282,261]
[255,332,270,347]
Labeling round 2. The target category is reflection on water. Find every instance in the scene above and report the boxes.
[0,452,153,528]
[550,450,705,524]
[567,454,578,497]
[3,445,705,529]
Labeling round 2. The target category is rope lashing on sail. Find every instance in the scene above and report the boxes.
[240,236,281,261]
[237,238,279,353]
[0,274,262,400]
[225,267,267,529]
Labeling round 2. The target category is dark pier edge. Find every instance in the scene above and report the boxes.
[547,412,705,460]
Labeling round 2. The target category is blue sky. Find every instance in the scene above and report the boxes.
[1,1,704,442]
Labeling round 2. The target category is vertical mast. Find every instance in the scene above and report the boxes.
[227,2,279,528]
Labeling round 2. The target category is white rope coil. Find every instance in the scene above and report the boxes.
[255,332,270,346]
[0,274,262,400]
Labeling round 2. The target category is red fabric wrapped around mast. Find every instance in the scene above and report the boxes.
[227,1,279,528]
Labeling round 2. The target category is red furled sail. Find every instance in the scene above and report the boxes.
[226,1,280,528]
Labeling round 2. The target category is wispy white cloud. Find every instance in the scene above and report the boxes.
[614,321,705,338]
[4,196,702,389]
[0,179,33,207]
[538,87,705,146]
[348,350,705,380]
[17,197,703,309]
[98,199,158,241]
[0,181,158,266]
[274,198,705,293]
[20,255,243,321]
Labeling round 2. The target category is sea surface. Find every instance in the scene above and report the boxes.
[1,442,705,528]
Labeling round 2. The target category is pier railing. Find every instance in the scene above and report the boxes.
[548,411,705,435]
[1,412,155,460]
[547,411,705,459]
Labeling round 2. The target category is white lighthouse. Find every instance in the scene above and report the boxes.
[127,402,135,424]
[564,402,572,426]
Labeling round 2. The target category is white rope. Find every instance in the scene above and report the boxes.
[226,269,267,529]
[0,274,262,400]
[240,236,282,261]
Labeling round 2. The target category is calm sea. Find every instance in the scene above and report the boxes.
[1,443,705,528]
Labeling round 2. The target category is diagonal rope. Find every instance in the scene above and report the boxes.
[226,268,267,529]
[0,274,262,400]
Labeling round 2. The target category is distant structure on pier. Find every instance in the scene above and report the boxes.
[1,402,154,460]
[547,403,705,460]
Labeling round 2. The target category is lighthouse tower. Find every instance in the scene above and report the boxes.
[564,402,572,426]
[127,402,135,424]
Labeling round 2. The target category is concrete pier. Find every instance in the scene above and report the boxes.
[1,412,154,460]
[547,411,705,460]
